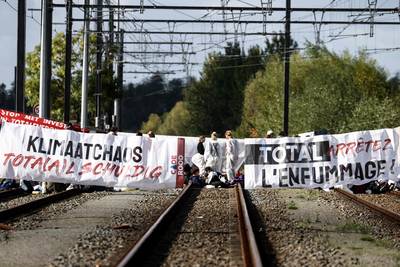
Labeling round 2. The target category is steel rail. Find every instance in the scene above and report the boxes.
[389,191,400,197]
[116,182,193,267]
[335,189,400,224]
[236,183,263,267]
[0,189,81,222]
[0,188,28,201]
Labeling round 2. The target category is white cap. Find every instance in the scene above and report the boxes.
[267,130,273,136]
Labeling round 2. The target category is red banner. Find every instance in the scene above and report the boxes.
[175,137,186,188]
[0,108,66,129]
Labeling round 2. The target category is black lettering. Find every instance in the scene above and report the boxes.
[38,138,46,154]
[365,161,376,179]
[27,136,39,152]
[103,145,113,161]
[326,165,337,182]
[312,166,324,184]
[122,148,131,162]
[74,143,83,159]
[132,146,142,162]
[300,167,310,184]
[113,146,122,162]
[93,144,102,160]
[354,162,364,180]
[46,139,53,154]
[288,167,299,186]
[340,163,353,180]
[377,160,386,177]
[64,141,74,157]
[83,143,93,159]
[279,169,288,187]
[53,139,63,155]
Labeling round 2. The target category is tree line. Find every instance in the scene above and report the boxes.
[3,31,400,137]
[141,38,400,137]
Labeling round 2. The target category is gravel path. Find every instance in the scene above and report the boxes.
[249,189,400,267]
[143,188,243,267]
[0,190,178,267]
[9,191,111,230]
[48,190,179,267]
[326,190,400,249]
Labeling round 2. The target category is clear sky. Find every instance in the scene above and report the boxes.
[1,0,399,88]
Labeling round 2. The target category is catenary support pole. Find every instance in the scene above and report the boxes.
[114,29,123,128]
[95,0,103,128]
[64,0,72,123]
[39,0,52,119]
[108,0,114,73]
[283,0,291,136]
[16,0,26,113]
[81,0,90,129]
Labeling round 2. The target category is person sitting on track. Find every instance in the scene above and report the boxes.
[189,167,205,187]
[203,167,229,188]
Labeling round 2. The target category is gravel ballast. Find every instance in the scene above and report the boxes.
[143,188,243,267]
[249,189,400,267]
[0,190,178,267]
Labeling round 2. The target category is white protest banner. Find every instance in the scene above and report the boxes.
[244,128,400,189]
[0,122,185,189]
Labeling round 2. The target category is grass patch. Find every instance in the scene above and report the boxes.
[360,236,393,248]
[296,190,320,201]
[360,235,375,242]
[375,239,393,248]
[288,200,298,210]
[336,222,370,234]
[349,247,363,250]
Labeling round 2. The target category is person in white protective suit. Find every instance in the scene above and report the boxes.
[204,132,222,172]
[224,130,238,182]
[191,135,206,176]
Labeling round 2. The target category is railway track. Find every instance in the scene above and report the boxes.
[335,189,400,224]
[0,188,29,201]
[117,183,263,267]
[0,189,81,222]
[390,190,400,197]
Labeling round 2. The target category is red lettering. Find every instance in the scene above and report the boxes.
[48,160,60,174]
[43,157,51,172]
[129,165,145,177]
[383,139,392,150]
[104,163,117,174]
[12,154,24,167]
[150,166,163,179]
[93,163,104,175]
[336,143,346,156]
[78,162,92,175]
[365,140,374,153]
[66,162,75,174]
[346,142,356,154]
[356,141,364,153]
[373,140,381,152]
[23,155,36,168]
[3,153,15,165]
[31,157,44,170]
[114,165,124,177]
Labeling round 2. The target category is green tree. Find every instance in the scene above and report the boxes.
[237,45,398,137]
[141,113,162,133]
[265,32,298,59]
[184,42,264,136]
[25,32,117,123]
[157,101,191,136]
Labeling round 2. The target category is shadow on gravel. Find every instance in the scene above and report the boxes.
[244,190,278,267]
[135,187,202,267]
